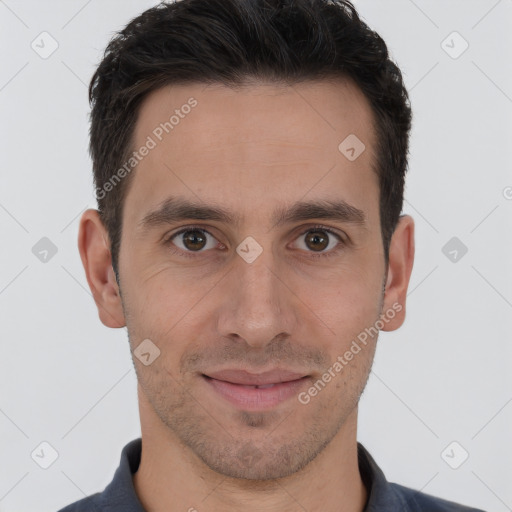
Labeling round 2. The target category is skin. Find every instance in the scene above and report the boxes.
[78,79,415,512]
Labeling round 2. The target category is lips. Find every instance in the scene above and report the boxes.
[203,368,307,386]
[202,369,310,410]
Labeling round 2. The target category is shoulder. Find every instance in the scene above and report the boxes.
[390,482,487,512]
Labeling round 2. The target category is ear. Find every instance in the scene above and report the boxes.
[381,214,415,331]
[77,209,126,328]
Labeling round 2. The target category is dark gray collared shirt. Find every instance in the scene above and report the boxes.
[57,438,486,511]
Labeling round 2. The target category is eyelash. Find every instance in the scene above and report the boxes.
[163,224,346,260]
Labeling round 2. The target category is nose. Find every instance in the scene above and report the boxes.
[215,244,298,350]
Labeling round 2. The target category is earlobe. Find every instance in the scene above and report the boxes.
[381,214,415,332]
[77,209,126,328]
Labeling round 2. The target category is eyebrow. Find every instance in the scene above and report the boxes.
[138,196,367,233]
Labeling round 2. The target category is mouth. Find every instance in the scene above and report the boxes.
[201,369,311,410]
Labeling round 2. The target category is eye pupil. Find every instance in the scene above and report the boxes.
[306,230,328,252]
[183,230,206,251]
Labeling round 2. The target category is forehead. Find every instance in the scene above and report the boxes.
[124,79,379,229]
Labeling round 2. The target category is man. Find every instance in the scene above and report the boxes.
[58,0,485,510]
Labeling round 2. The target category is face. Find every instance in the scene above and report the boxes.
[81,79,414,480]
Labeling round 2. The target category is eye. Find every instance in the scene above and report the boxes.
[164,226,222,258]
[163,224,346,260]
[292,225,345,258]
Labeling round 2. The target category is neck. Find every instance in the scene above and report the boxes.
[133,393,368,512]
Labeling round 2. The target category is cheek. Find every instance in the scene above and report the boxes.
[119,267,179,344]
[293,271,382,381]
[123,267,216,358]
[300,263,382,330]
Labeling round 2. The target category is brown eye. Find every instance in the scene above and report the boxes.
[167,227,219,255]
[181,230,207,251]
[304,230,329,252]
[293,226,344,259]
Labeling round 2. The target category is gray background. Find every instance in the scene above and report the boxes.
[0,1,511,511]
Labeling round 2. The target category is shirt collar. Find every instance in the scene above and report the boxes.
[357,442,406,510]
